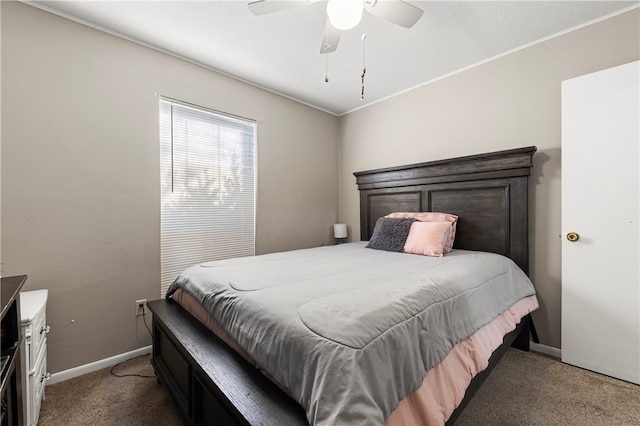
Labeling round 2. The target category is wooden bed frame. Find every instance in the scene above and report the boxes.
[148,146,537,426]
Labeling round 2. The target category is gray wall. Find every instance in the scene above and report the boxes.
[1,2,339,373]
[338,8,640,350]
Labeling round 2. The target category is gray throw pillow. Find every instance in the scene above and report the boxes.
[366,217,416,252]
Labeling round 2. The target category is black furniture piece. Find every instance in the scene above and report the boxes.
[1,275,27,426]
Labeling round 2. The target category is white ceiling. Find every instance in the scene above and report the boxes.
[29,1,638,116]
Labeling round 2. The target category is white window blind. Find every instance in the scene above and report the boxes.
[160,98,256,297]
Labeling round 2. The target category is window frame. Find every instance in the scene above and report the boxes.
[159,97,257,297]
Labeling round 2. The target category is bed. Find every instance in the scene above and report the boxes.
[148,145,538,426]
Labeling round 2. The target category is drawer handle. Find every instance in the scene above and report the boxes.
[40,372,51,383]
[40,325,51,334]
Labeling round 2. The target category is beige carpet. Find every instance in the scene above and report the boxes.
[455,349,640,425]
[39,354,184,426]
[39,349,640,425]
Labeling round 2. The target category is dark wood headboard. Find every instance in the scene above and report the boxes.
[354,146,536,275]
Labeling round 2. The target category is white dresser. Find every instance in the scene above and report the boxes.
[20,289,51,426]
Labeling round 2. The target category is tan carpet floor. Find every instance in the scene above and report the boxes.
[455,349,640,425]
[39,354,184,426]
[39,348,640,425]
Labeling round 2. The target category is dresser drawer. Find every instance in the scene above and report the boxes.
[25,342,48,426]
[21,290,49,372]
[20,289,50,426]
[25,310,47,372]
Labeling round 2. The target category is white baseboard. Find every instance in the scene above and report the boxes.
[47,345,152,385]
[530,341,561,359]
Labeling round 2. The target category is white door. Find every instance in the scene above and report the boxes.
[561,61,640,384]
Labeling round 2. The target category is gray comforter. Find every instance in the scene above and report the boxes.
[166,242,535,425]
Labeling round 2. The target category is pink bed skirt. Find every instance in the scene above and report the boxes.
[386,295,539,425]
[172,288,538,426]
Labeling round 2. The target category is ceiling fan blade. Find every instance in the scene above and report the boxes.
[364,0,424,28]
[320,20,341,54]
[248,0,317,16]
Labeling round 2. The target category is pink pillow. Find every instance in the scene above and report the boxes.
[403,221,452,257]
[385,212,458,252]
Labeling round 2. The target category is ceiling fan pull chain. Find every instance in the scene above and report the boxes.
[361,33,367,99]
[325,53,330,83]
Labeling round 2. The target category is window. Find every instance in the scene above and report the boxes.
[160,98,256,296]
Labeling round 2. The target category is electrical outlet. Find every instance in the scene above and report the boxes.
[135,299,147,316]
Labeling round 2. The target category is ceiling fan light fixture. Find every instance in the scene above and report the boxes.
[327,0,363,30]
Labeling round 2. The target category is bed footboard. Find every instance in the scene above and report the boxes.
[147,298,308,426]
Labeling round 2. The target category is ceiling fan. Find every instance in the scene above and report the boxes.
[248,0,424,54]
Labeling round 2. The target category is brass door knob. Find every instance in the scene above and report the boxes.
[566,232,579,242]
